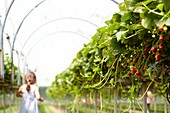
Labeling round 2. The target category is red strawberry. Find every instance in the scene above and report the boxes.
[151,47,156,53]
[127,59,131,63]
[128,72,132,76]
[137,54,140,59]
[156,57,160,62]
[144,49,149,56]
[158,26,164,31]
[159,36,164,42]
[158,45,164,51]
[156,52,161,58]
[133,58,138,63]
[144,42,147,46]
[142,67,146,72]
[133,68,137,73]
[135,70,141,77]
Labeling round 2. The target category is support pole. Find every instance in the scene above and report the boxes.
[3,87,6,113]
[142,84,147,113]
[154,96,157,113]
[110,88,112,113]
[94,90,98,113]
[114,88,118,113]
[164,98,167,113]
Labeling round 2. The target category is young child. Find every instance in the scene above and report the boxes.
[16,71,43,113]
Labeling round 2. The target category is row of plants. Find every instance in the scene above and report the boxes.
[47,0,170,111]
[0,53,22,88]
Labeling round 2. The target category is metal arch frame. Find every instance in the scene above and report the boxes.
[0,0,15,78]
[23,30,88,73]
[1,0,46,84]
[21,17,99,52]
[11,0,46,84]
[11,0,46,54]
[110,0,119,5]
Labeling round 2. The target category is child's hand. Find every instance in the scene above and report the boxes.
[38,97,44,102]
[26,83,30,92]
[16,90,23,97]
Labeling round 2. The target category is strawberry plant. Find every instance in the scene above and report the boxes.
[47,0,170,111]
[0,53,22,86]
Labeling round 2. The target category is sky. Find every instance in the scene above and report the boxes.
[0,0,123,86]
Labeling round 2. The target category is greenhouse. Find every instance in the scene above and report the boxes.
[0,0,170,113]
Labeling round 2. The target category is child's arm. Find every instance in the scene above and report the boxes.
[35,86,44,102]
[16,86,23,97]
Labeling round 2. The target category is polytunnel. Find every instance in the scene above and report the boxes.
[0,0,121,86]
[1,0,170,113]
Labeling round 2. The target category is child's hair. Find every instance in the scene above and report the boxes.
[24,71,37,84]
[25,71,37,92]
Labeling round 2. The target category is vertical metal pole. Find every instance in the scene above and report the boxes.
[3,87,6,113]
[76,95,79,113]
[110,88,112,113]
[142,85,147,113]
[114,88,117,113]
[94,90,97,113]
[154,96,156,113]
[15,50,20,86]
[168,102,170,113]
[0,23,1,87]
[0,0,15,80]
[164,99,167,113]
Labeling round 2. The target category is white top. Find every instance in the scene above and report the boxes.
[19,84,40,113]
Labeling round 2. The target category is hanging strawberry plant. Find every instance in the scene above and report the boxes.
[47,0,170,105]
[0,53,21,86]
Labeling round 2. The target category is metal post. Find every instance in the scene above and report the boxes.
[114,88,118,113]
[15,50,20,86]
[94,90,98,113]
[154,96,157,113]
[110,88,112,113]
[0,19,2,79]
[168,102,170,113]
[164,98,167,113]
[142,85,147,113]
[0,0,15,80]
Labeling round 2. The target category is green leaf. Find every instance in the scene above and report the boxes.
[145,68,151,76]
[111,38,124,53]
[156,4,164,12]
[155,17,170,27]
[93,67,101,72]
[89,49,96,54]
[94,58,101,63]
[141,18,153,29]
[131,24,143,30]
[98,36,112,49]
[134,6,144,13]
[111,13,121,22]
[116,30,128,41]
[110,78,114,84]
[162,0,170,12]
[119,2,127,11]
[121,11,131,21]
[124,0,132,8]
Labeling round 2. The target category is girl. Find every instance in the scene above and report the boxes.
[16,71,43,113]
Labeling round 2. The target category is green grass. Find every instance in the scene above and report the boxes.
[38,104,54,113]
[0,104,54,113]
[0,105,19,113]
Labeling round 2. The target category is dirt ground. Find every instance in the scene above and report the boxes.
[10,105,65,113]
[48,105,65,113]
